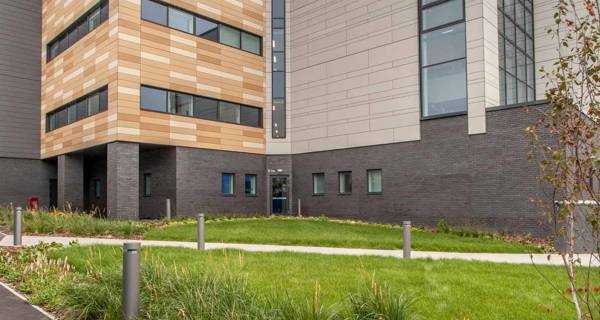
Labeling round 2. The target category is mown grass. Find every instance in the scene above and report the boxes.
[44,245,584,319]
[144,217,544,253]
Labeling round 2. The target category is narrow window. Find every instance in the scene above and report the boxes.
[67,104,77,124]
[245,174,257,196]
[88,8,101,31]
[94,179,101,199]
[168,7,194,34]
[141,0,167,25]
[143,173,152,197]
[222,173,235,195]
[76,99,88,120]
[271,0,286,139]
[338,171,352,194]
[313,173,325,195]
[88,92,100,115]
[220,25,241,48]
[168,91,193,116]
[367,169,383,194]
[140,86,167,112]
[99,88,108,112]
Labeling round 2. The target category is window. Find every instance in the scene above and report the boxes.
[47,1,109,62]
[338,172,352,194]
[313,173,325,195]
[140,85,263,128]
[140,0,261,56]
[245,174,257,196]
[420,0,467,118]
[168,7,194,34]
[141,0,167,25]
[222,173,234,195]
[143,173,152,197]
[272,99,285,138]
[45,86,108,132]
[367,170,382,194]
[273,52,285,71]
[195,17,218,41]
[498,0,535,105]
[220,25,241,48]
[219,102,241,123]
[94,179,101,199]
[271,0,286,138]
[140,86,167,112]
[241,32,261,55]
[193,96,218,120]
[168,91,193,116]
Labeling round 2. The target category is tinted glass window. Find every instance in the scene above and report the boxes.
[240,106,261,127]
[272,0,285,18]
[59,36,68,52]
[88,93,100,115]
[421,59,467,117]
[242,32,261,54]
[222,173,234,195]
[220,25,241,48]
[168,7,194,34]
[99,89,108,112]
[141,0,167,25]
[245,175,257,196]
[195,17,218,41]
[272,98,285,138]
[144,174,152,197]
[76,100,88,120]
[421,23,465,66]
[273,52,285,71]
[367,170,382,193]
[193,96,218,120]
[57,108,68,128]
[168,92,193,116]
[338,172,352,194]
[219,102,240,123]
[422,0,463,30]
[88,8,101,31]
[272,29,284,52]
[67,105,77,124]
[313,173,325,195]
[273,72,285,98]
[77,21,89,40]
[68,29,80,46]
[272,18,285,28]
[140,86,167,112]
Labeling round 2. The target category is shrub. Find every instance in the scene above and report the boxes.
[348,279,416,320]
[436,219,450,233]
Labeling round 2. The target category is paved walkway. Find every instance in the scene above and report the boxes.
[0,281,53,319]
[0,235,596,266]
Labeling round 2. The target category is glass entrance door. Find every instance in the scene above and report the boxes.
[271,176,288,214]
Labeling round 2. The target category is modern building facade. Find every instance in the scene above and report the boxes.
[0,0,560,235]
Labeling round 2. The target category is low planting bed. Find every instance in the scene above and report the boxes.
[0,243,583,319]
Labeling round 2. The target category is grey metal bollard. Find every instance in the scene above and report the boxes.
[123,242,140,320]
[298,199,302,216]
[403,221,411,259]
[165,198,171,220]
[197,213,205,250]
[13,207,22,246]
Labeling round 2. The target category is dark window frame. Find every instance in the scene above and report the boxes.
[46,0,109,62]
[143,173,152,197]
[140,85,263,128]
[221,173,235,196]
[338,171,353,195]
[244,174,257,197]
[312,172,325,196]
[418,0,469,120]
[45,86,108,132]
[141,0,262,56]
[366,169,383,195]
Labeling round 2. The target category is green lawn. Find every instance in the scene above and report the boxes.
[144,217,542,253]
[52,245,575,319]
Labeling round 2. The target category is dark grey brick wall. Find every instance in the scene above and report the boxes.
[176,147,266,217]
[0,0,41,159]
[0,158,55,208]
[57,154,84,211]
[140,147,176,219]
[107,142,139,220]
[291,106,554,236]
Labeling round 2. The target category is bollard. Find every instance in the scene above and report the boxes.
[298,199,302,217]
[165,198,171,220]
[13,207,22,246]
[123,242,140,320]
[403,221,411,259]
[197,213,205,250]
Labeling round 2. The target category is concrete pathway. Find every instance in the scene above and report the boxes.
[0,235,596,266]
[0,281,53,320]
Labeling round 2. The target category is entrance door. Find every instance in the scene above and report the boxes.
[271,176,288,214]
[49,179,57,209]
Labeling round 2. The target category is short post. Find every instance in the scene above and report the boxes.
[197,213,205,250]
[165,198,171,220]
[298,199,302,217]
[123,242,140,320]
[13,207,22,246]
[403,221,411,259]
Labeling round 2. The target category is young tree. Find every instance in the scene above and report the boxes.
[527,0,600,318]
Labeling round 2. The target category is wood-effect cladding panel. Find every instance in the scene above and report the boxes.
[41,0,266,158]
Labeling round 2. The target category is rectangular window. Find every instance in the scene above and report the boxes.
[88,92,100,115]
[338,171,352,194]
[94,179,101,199]
[273,52,285,71]
[168,7,194,34]
[272,98,286,138]
[222,173,234,195]
[195,17,218,41]
[168,91,193,116]
[220,25,241,48]
[240,106,261,127]
[420,0,467,118]
[313,173,325,195]
[367,169,382,194]
[46,86,108,132]
[143,173,152,197]
[141,0,167,25]
[241,32,261,55]
[219,102,241,124]
[140,86,167,112]
[193,96,218,120]
[67,105,77,124]
[272,29,285,52]
[245,174,257,196]
[88,8,101,31]
[76,100,88,121]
